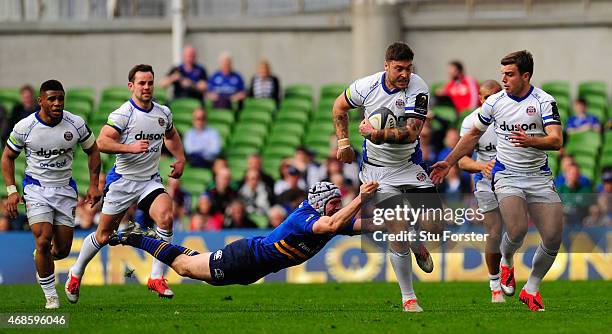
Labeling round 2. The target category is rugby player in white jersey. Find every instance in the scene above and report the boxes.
[458,80,505,303]
[66,64,186,302]
[2,80,102,309]
[431,51,563,312]
[333,42,439,313]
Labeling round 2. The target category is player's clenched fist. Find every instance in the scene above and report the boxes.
[4,192,22,219]
[429,161,450,185]
[129,140,149,153]
[359,181,379,195]
[336,146,355,164]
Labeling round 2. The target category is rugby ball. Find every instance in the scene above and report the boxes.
[367,107,397,130]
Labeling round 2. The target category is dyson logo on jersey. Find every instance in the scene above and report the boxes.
[36,147,73,158]
[499,121,537,132]
[134,131,165,141]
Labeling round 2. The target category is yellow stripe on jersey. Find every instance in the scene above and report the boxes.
[274,242,295,260]
[280,240,306,259]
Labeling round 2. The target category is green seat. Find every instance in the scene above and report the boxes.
[244,98,276,113]
[101,86,131,102]
[233,123,267,139]
[432,105,457,124]
[1,100,16,113]
[65,100,93,120]
[307,120,335,136]
[230,134,265,150]
[578,81,608,100]
[181,166,212,186]
[600,154,612,168]
[285,84,313,101]
[228,159,248,180]
[207,123,231,143]
[154,89,169,106]
[0,88,20,104]
[97,100,123,115]
[312,105,333,122]
[159,157,174,180]
[320,84,346,100]
[567,131,601,150]
[304,131,330,147]
[584,94,608,110]
[429,81,446,95]
[170,98,201,114]
[66,87,96,108]
[267,133,301,148]
[270,123,305,137]
[586,107,607,124]
[172,111,193,125]
[281,98,312,113]
[262,158,282,180]
[541,81,570,99]
[239,109,272,125]
[262,146,296,160]
[207,109,234,126]
[275,111,309,125]
[226,146,260,161]
[554,95,570,113]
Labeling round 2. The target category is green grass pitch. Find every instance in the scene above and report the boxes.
[0,281,610,333]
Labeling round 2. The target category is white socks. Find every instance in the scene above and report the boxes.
[71,232,102,277]
[37,273,57,298]
[390,251,416,302]
[524,243,558,294]
[150,227,173,279]
[488,273,501,291]
[500,232,522,268]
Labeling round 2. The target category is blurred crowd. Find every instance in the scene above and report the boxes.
[0,50,610,233]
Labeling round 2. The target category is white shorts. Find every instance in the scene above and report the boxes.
[359,162,434,194]
[492,163,561,204]
[473,173,499,213]
[23,183,77,227]
[102,174,165,215]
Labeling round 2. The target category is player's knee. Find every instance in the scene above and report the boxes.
[35,236,53,252]
[95,229,112,245]
[542,234,562,251]
[507,226,527,242]
[156,212,173,230]
[53,248,71,260]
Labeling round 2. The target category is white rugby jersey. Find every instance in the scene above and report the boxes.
[106,99,173,181]
[460,108,496,163]
[475,86,561,173]
[345,71,429,167]
[7,111,94,187]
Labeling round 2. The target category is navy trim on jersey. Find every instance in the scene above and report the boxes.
[129,99,154,113]
[543,121,562,127]
[478,113,492,125]
[35,112,60,128]
[344,90,357,108]
[409,141,423,165]
[507,86,534,103]
[473,172,484,192]
[380,73,401,95]
[490,160,506,191]
[362,139,368,163]
[6,144,20,154]
[23,174,77,193]
[104,165,123,193]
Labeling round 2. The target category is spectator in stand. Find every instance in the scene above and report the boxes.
[195,194,223,231]
[275,165,307,212]
[189,213,208,231]
[248,60,281,107]
[438,165,471,201]
[223,200,258,228]
[75,195,98,231]
[437,128,460,161]
[184,108,221,168]
[555,155,591,189]
[160,45,208,101]
[238,169,273,216]
[566,98,601,134]
[205,167,238,216]
[0,104,10,143]
[207,52,246,110]
[267,205,287,228]
[436,61,479,113]
[418,121,438,170]
[246,154,275,190]
[558,164,592,224]
[9,85,37,129]
[293,146,322,188]
[167,177,192,229]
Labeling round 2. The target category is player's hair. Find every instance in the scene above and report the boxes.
[501,50,534,79]
[39,80,64,94]
[385,42,414,62]
[480,80,502,92]
[575,97,587,106]
[449,61,464,74]
[128,64,154,82]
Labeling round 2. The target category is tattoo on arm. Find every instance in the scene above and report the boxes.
[333,112,349,139]
[367,118,424,144]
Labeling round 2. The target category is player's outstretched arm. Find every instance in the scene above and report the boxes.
[361,117,424,145]
[97,125,149,154]
[312,181,378,234]
[82,142,102,207]
[509,124,563,150]
[430,126,483,184]
[1,147,22,218]
[332,93,355,163]
[163,127,186,179]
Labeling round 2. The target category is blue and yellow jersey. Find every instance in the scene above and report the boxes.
[247,200,355,274]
